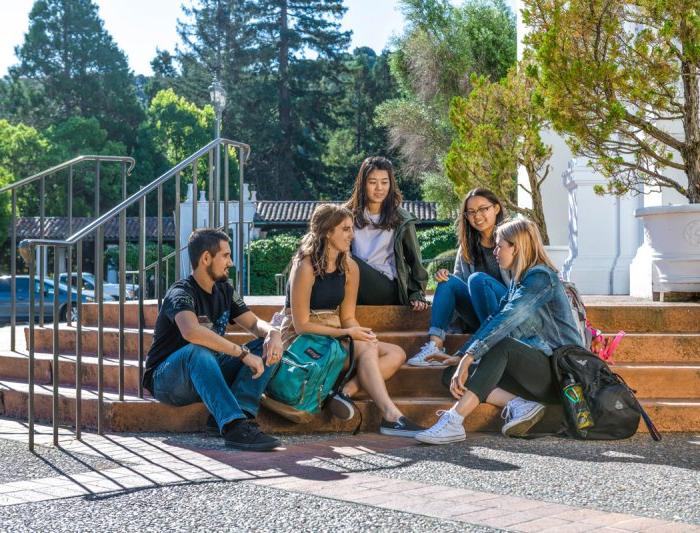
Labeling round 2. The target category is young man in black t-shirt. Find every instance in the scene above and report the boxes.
[143,229,283,451]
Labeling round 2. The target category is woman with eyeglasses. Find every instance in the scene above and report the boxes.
[415,218,584,444]
[407,188,511,366]
[345,156,430,311]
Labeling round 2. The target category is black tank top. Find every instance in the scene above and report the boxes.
[286,269,346,310]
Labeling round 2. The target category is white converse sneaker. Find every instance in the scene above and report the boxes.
[407,341,447,367]
[415,410,466,444]
[501,397,546,437]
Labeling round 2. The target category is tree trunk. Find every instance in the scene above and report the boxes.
[680,35,700,204]
[526,163,550,245]
[276,0,295,199]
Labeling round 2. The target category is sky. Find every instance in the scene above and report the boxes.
[0,0,518,77]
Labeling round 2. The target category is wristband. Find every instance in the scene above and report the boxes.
[238,346,251,361]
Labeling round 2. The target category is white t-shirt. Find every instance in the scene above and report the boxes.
[352,212,397,280]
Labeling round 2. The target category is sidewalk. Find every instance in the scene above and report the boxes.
[0,418,697,532]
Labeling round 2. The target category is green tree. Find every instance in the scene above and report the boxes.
[11,0,144,148]
[377,0,516,180]
[446,66,552,243]
[524,0,700,203]
[322,48,404,198]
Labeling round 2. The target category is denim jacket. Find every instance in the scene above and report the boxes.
[457,264,584,361]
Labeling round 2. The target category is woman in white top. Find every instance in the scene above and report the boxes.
[345,156,429,311]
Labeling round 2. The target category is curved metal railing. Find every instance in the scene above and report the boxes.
[15,138,250,450]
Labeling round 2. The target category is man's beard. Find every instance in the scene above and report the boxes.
[206,263,228,283]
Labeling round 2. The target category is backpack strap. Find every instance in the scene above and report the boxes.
[615,373,662,442]
[331,335,363,435]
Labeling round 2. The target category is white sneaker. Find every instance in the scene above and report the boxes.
[501,397,546,437]
[407,341,446,367]
[415,410,466,444]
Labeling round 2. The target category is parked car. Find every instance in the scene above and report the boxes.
[59,272,138,301]
[0,275,93,324]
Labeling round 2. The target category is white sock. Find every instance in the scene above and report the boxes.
[448,407,464,423]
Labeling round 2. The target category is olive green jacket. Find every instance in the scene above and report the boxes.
[393,208,428,304]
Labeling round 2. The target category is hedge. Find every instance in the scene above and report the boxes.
[416,225,457,260]
[247,234,300,295]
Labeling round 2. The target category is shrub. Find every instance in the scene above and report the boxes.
[247,234,300,295]
[417,225,457,260]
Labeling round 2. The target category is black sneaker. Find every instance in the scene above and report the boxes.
[224,420,280,451]
[379,416,426,437]
[206,415,220,437]
[327,391,355,421]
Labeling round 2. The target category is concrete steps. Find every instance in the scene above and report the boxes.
[78,299,700,333]
[2,379,697,433]
[2,350,697,400]
[2,298,699,434]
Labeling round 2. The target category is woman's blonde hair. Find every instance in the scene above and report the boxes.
[295,203,353,277]
[496,218,557,283]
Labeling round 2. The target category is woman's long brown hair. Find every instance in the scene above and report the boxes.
[345,156,402,230]
[295,203,353,277]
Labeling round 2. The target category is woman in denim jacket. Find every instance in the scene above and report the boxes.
[415,218,584,444]
[407,188,511,367]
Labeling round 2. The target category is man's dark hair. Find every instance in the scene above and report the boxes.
[188,229,231,270]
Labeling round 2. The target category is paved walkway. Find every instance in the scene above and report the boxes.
[0,419,698,532]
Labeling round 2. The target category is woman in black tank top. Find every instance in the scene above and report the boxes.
[284,204,425,437]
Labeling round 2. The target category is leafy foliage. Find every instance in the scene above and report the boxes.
[446,66,552,243]
[524,0,700,203]
[247,234,300,295]
[417,225,457,260]
[11,0,144,148]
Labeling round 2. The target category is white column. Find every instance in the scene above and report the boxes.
[562,160,642,294]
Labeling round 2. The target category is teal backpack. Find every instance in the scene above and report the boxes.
[266,334,355,416]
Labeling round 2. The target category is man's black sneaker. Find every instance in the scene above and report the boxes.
[206,415,220,437]
[224,420,280,451]
[379,416,425,437]
[327,391,355,421]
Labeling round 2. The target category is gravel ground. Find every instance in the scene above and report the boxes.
[297,432,700,524]
[0,439,118,484]
[0,480,496,533]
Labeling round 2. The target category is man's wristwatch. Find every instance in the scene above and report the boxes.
[238,345,252,362]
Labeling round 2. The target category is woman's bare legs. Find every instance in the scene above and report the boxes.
[342,341,405,422]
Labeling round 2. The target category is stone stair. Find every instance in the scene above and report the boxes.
[1,297,699,434]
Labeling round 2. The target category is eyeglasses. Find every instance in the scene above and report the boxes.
[465,204,495,218]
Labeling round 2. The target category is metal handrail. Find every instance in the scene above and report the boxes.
[17,137,252,450]
[20,139,249,248]
[0,155,135,193]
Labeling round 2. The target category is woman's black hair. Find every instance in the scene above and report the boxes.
[345,156,403,230]
[456,188,507,264]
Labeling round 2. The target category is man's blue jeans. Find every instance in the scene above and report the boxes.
[151,339,277,433]
[428,272,507,339]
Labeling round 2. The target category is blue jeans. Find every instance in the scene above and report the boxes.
[151,339,277,433]
[429,273,507,339]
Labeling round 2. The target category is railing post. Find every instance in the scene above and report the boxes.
[96,226,104,435]
[138,192,146,398]
[157,184,163,308]
[39,177,45,327]
[118,162,127,400]
[27,244,36,451]
[66,165,73,327]
[215,141,221,228]
[224,146,230,236]
[75,241,83,439]
[175,171,181,281]
[192,162,198,231]
[10,190,16,352]
[208,150,214,227]
[238,147,246,295]
[52,246,60,446]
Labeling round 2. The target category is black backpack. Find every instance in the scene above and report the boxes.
[551,345,661,441]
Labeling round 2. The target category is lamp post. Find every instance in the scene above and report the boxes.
[209,77,226,228]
